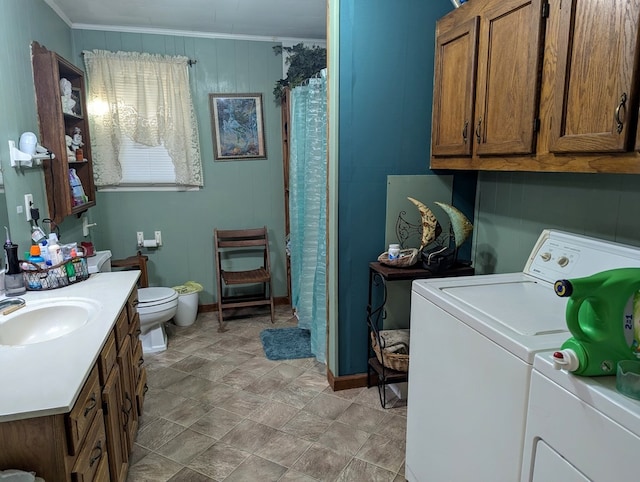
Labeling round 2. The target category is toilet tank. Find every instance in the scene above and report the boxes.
[87,250,112,274]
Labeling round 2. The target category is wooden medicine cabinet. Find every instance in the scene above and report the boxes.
[31,41,96,224]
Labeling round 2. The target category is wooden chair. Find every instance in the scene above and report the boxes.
[111,250,149,288]
[214,226,275,332]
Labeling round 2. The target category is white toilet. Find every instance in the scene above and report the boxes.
[136,286,178,353]
[87,250,178,353]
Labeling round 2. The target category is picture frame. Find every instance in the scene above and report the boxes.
[70,87,82,117]
[209,93,266,160]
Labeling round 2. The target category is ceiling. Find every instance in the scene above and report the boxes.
[45,0,327,42]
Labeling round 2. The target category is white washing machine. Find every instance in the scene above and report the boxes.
[405,230,640,482]
[521,352,640,481]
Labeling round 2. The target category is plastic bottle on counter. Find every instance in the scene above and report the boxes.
[28,245,45,268]
[388,244,401,260]
[552,267,640,376]
[25,245,45,289]
[39,240,51,266]
[47,234,63,265]
[66,248,77,283]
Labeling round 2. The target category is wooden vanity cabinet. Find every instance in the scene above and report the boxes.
[432,0,545,160]
[31,42,96,225]
[0,286,145,482]
[550,0,640,153]
[98,331,128,482]
[0,366,110,481]
[124,287,148,417]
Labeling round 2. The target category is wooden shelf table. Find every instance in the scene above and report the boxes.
[366,261,474,408]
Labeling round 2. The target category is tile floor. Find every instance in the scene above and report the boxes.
[126,306,408,482]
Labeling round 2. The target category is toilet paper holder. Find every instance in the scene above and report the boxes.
[136,231,162,248]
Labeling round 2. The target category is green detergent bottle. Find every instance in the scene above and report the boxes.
[552,267,640,376]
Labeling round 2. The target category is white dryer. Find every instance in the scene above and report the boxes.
[405,230,640,482]
[521,352,640,481]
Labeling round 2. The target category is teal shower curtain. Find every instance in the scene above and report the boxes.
[289,69,327,364]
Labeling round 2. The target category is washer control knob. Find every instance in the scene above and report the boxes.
[557,256,570,267]
[540,252,551,262]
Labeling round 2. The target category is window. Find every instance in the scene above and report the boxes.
[83,50,203,189]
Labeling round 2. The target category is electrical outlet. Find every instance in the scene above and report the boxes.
[154,231,162,246]
[137,232,144,246]
[24,194,33,221]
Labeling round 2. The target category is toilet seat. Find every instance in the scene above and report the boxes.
[138,287,178,313]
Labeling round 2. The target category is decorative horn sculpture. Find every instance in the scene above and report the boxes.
[407,197,441,250]
[434,202,473,248]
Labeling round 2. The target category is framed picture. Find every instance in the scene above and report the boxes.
[70,87,82,117]
[209,93,266,160]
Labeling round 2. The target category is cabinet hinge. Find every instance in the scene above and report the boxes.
[542,2,550,18]
[534,118,541,132]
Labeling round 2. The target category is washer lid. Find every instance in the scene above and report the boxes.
[138,287,178,304]
[442,281,568,336]
[412,273,570,364]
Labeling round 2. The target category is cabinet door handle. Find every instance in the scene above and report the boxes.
[462,120,469,143]
[615,92,627,134]
[84,393,97,416]
[122,393,133,427]
[89,440,103,467]
[475,117,483,144]
[122,406,129,426]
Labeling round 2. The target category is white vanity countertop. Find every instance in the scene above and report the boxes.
[0,271,139,422]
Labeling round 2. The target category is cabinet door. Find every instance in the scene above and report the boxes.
[102,365,128,482]
[70,410,109,482]
[551,0,640,153]
[117,335,138,453]
[474,0,545,155]
[432,17,480,157]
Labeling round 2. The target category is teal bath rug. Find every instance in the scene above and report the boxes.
[260,327,313,361]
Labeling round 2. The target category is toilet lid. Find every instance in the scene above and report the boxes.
[138,287,178,306]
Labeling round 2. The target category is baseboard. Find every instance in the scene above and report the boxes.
[197,296,290,313]
[327,368,373,391]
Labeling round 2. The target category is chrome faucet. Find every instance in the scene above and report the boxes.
[0,297,26,315]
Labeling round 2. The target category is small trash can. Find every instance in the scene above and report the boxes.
[171,281,203,327]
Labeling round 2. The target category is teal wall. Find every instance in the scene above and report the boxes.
[0,0,287,304]
[67,32,287,302]
[0,0,75,254]
[473,172,640,274]
[337,0,456,375]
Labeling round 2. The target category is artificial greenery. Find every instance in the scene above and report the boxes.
[273,43,327,104]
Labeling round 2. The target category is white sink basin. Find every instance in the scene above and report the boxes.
[0,298,101,346]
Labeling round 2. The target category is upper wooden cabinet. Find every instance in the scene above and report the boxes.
[474,0,545,156]
[430,0,640,173]
[31,42,96,224]
[550,0,640,153]
[432,0,546,159]
[432,17,479,157]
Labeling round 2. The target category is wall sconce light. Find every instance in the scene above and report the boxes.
[8,132,55,167]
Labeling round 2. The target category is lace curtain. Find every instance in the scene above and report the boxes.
[289,69,327,363]
[83,50,203,187]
